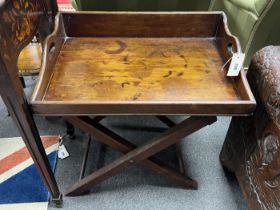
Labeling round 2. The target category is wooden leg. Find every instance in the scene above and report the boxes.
[156,116,176,127]
[65,121,75,139]
[156,116,185,174]
[175,142,185,174]
[65,116,197,190]
[0,47,62,205]
[92,116,106,122]
[65,116,216,196]
[79,135,92,180]
[1,96,62,205]
[65,116,105,140]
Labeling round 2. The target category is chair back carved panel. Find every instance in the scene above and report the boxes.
[220,46,280,210]
[0,0,56,76]
[0,0,62,203]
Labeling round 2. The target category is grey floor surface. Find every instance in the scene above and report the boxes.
[0,77,248,210]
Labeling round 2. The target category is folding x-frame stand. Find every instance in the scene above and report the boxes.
[64,116,217,196]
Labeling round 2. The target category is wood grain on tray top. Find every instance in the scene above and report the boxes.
[43,37,239,101]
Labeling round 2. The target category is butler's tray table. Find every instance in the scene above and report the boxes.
[30,12,255,196]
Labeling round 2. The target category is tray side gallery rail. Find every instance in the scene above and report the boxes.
[0,0,57,85]
[31,11,228,102]
[61,11,222,38]
[215,13,255,103]
[29,12,256,116]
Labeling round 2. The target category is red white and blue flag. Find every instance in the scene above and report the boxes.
[0,136,59,210]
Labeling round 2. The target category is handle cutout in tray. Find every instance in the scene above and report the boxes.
[49,42,56,54]
[227,42,238,56]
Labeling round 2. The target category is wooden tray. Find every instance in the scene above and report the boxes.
[30,12,255,115]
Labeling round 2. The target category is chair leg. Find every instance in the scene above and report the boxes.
[64,116,217,196]
[1,95,62,204]
[65,121,75,139]
[1,58,62,205]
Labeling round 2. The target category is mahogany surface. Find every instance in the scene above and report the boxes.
[30,12,255,116]
[44,37,238,102]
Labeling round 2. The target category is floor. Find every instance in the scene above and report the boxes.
[0,77,248,210]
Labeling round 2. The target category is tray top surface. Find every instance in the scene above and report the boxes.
[43,37,239,102]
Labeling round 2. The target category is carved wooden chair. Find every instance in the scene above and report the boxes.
[17,41,42,87]
[220,46,280,210]
[0,0,256,204]
[0,0,62,205]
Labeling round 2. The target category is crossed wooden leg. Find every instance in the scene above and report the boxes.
[156,116,185,174]
[64,116,217,196]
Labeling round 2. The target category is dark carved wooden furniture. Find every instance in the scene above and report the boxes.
[0,0,256,203]
[220,46,280,210]
[0,0,62,205]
